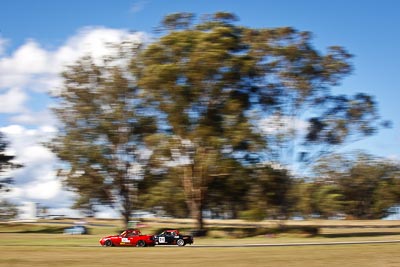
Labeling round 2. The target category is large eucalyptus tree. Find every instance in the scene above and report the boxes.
[134,12,382,229]
[52,12,383,229]
[51,44,156,226]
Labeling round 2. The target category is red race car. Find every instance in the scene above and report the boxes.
[99,229,155,247]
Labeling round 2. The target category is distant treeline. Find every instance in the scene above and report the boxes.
[139,152,400,221]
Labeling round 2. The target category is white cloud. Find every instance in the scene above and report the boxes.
[0,27,147,215]
[1,125,58,184]
[0,124,72,207]
[0,40,49,75]
[52,27,146,72]
[20,145,55,166]
[10,110,57,126]
[94,206,120,219]
[259,115,308,134]
[0,87,28,113]
[25,180,61,199]
[0,27,146,94]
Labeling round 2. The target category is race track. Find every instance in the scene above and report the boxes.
[188,239,400,247]
[2,239,400,248]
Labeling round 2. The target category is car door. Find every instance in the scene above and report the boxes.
[157,233,166,244]
[157,232,171,244]
[119,231,135,246]
[164,232,175,244]
[125,232,140,246]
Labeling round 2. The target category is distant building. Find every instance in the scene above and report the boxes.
[18,202,37,221]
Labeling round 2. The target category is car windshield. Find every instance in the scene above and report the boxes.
[121,230,140,237]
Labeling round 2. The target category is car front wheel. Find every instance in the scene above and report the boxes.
[104,239,113,247]
[177,239,185,246]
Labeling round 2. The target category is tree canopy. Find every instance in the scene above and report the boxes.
[0,132,22,193]
[50,46,157,225]
[51,12,386,228]
[134,12,382,228]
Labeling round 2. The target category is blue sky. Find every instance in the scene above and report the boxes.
[1,0,399,216]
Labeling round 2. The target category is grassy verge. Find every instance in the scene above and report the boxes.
[0,242,399,267]
[1,219,400,267]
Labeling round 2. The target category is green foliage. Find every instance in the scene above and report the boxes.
[312,152,400,219]
[51,12,387,227]
[139,168,188,218]
[50,44,157,227]
[239,208,266,221]
[205,159,252,218]
[252,165,294,219]
[0,132,22,193]
[135,11,370,228]
[0,200,18,220]
[311,184,344,218]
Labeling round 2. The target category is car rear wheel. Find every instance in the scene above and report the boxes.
[177,239,185,246]
[105,239,113,247]
[136,240,146,247]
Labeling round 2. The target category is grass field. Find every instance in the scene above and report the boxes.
[1,238,399,267]
[1,219,400,266]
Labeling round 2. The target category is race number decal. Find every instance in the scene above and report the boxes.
[122,238,129,243]
[159,237,166,243]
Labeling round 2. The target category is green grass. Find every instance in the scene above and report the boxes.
[1,219,400,266]
[0,239,399,267]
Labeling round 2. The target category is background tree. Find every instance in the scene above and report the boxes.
[0,200,18,220]
[313,152,400,219]
[50,43,157,227]
[0,132,22,193]
[242,165,293,220]
[133,12,382,229]
[205,160,251,219]
[0,132,22,221]
[290,179,313,218]
[311,183,344,218]
[138,167,188,218]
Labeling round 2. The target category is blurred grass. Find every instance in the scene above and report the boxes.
[1,219,400,266]
[2,218,400,240]
[0,242,400,267]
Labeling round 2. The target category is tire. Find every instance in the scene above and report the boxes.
[104,239,113,247]
[177,239,185,246]
[136,240,146,247]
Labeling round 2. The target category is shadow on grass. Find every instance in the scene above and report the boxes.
[19,227,65,234]
[320,232,400,238]
[0,226,66,234]
[204,225,320,238]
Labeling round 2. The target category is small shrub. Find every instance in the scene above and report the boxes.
[238,208,266,221]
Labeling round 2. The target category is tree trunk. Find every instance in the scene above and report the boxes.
[122,209,130,229]
[121,188,131,229]
[183,164,206,230]
[121,172,133,229]
[191,197,204,230]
